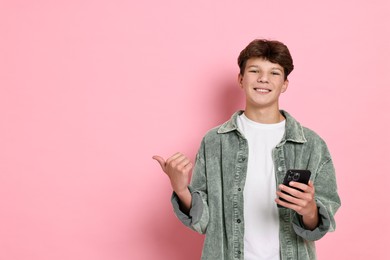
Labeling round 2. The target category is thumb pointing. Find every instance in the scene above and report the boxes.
[152,155,166,172]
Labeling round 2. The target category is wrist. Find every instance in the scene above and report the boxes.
[302,206,319,230]
[175,187,190,197]
[175,187,192,214]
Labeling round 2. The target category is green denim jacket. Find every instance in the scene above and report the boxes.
[172,110,341,260]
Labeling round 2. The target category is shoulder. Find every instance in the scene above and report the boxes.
[201,111,242,143]
[302,126,326,143]
[283,110,331,156]
[283,110,328,146]
[202,124,224,144]
[301,126,332,158]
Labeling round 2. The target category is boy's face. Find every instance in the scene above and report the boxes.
[238,58,288,111]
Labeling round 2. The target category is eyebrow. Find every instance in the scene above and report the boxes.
[247,65,283,71]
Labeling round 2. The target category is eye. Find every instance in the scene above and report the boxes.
[249,70,259,73]
[271,71,281,75]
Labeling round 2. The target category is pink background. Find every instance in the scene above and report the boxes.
[1,1,389,259]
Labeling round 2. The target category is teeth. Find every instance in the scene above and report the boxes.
[255,88,270,92]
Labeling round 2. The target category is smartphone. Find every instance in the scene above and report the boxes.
[277,169,311,208]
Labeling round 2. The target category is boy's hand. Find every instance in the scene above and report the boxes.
[153,153,193,195]
[275,181,319,230]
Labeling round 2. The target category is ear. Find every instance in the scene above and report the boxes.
[237,73,243,89]
[281,79,289,93]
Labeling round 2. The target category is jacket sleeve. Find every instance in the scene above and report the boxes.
[292,155,341,241]
[171,139,210,234]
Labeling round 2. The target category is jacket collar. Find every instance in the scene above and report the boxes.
[217,110,307,145]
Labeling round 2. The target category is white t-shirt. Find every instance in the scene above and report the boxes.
[237,113,285,260]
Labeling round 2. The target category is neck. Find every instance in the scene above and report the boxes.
[244,107,285,124]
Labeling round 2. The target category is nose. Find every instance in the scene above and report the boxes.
[257,73,268,83]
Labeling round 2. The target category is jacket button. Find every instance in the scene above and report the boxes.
[237,219,241,223]
[278,166,283,171]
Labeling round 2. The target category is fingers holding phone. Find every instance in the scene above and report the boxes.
[276,170,316,214]
[276,181,316,211]
[275,170,319,229]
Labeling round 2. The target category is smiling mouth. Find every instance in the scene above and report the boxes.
[254,88,271,93]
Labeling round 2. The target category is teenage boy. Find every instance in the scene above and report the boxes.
[153,39,340,260]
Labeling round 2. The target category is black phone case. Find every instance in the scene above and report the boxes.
[278,169,311,207]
